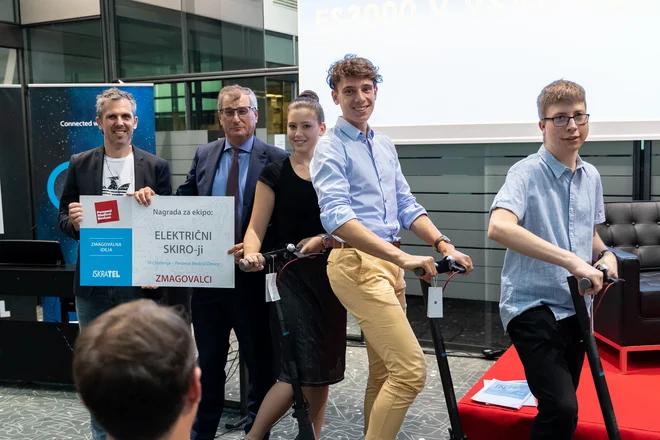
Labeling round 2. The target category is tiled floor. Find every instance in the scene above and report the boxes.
[0,342,494,440]
[2,298,504,439]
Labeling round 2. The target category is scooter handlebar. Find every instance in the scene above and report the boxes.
[414,256,467,277]
[578,264,622,290]
[238,258,260,271]
[238,243,297,271]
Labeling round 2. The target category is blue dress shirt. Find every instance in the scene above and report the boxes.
[490,145,605,331]
[310,117,427,242]
[211,136,254,228]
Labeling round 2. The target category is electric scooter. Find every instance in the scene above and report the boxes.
[415,256,468,440]
[568,264,623,440]
[415,258,623,440]
[239,244,317,440]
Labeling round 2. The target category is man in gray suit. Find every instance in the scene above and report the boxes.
[58,87,172,440]
[135,85,288,440]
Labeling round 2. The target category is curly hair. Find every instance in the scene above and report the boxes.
[326,54,383,90]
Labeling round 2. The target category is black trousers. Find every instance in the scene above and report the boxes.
[190,272,277,440]
[507,306,586,440]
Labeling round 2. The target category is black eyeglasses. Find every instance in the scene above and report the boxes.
[219,106,255,118]
[542,113,590,127]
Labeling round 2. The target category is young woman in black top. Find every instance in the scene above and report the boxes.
[240,91,346,439]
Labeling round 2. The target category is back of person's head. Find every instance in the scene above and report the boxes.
[326,54,383,90]
[537,79,586,119]
[73,300,199,440]
[288,90,325,124]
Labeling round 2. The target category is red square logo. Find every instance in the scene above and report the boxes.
[94,200,120,224]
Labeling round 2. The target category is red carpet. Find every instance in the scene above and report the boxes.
[458,345,660,439]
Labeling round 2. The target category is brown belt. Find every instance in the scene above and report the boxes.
[323,237,400,249]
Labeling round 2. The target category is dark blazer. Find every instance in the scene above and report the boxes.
[176,136,289,241]
[58,145,172,296]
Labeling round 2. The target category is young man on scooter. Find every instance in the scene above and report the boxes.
[488,79,618,440]
[310,54,474,440]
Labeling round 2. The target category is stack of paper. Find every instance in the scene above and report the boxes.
[471,379,536,410]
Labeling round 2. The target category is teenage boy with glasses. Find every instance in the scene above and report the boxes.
[488,79,618,440]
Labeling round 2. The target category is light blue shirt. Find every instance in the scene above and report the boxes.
[310,117,427,241]
[211,136,254,228]
[490,145,605,331]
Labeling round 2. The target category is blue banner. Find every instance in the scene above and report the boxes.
[28,84,155,321]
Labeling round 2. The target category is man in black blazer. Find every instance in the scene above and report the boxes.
[136,85,288,440]
[58,87,171,440]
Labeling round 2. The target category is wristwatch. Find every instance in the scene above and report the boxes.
[319,233,330,249]
[598,249,615,261]
[433,234,451,252]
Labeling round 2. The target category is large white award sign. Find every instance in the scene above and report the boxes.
[79,196,235,288]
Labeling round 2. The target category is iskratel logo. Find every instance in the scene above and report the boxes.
[93,270,121,278]
[94,200,120,224]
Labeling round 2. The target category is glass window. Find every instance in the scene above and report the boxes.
[265,75,296,146]
[0,0,15,22]
[154,83,187,131]
[190,77,266,132]
[265,31,294,68]
[186,14,223,73]
[115,0,266,78]
[25,20,103,83]
[152,77,297,139]
[0,47,18,84]
[188,15,265,73]
[116,0,184,78]
[223,24,264,71]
